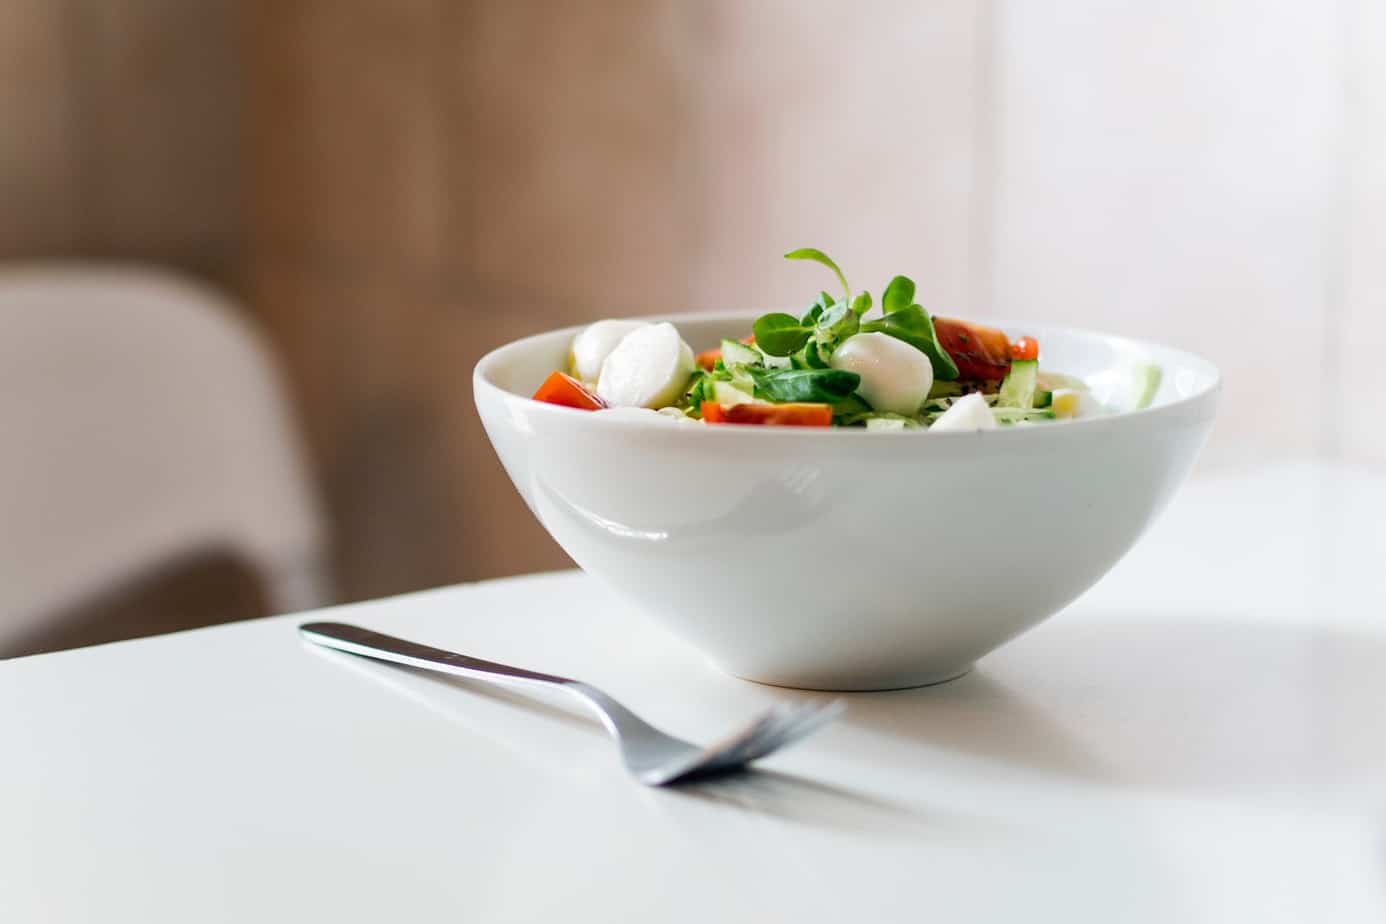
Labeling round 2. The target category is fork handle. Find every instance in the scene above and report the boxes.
[299,622,576,688]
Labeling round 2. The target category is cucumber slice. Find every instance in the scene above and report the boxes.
[998,359,1039,409]
[760,349,793,370]
[713,380,759,407]
[720,339,762,367]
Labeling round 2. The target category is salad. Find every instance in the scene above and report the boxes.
[531,248,1160,429]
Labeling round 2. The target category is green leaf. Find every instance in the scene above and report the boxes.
[861,304,960,380]
[683,370,716,414]
[881,276,915,315]
[831,393,874,424]
[746,367,861,404]
[753,312,812,357]
[851,291,873,317]
[800,339,830,369]
[800,292,832,326]
[812,300,860,359]
[784,248,850,299]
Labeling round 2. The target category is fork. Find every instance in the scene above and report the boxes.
[299,622,844,786]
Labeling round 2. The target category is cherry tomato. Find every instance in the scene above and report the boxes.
[1010,336,1039,362]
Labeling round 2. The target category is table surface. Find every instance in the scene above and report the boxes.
[5,461,1385,923]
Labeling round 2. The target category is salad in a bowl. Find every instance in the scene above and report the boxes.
[532,249,1160,429]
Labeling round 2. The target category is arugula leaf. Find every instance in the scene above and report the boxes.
[784,248,850,300]
[881,276,915,315]
[861,304,960,381]
[753,312,812,356]
[747,367,861,404]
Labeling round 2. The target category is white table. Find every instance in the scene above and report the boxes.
[5,462,1384,922]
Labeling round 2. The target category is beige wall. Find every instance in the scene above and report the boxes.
[6,1,1384,609]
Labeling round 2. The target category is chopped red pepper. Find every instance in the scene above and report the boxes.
[695,348,722,371]
[532,371,605,410]
[701,401,832,427]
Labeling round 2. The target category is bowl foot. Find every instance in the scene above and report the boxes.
[723,663,974,693]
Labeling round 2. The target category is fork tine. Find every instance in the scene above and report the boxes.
[728,699,845,765]
[702,708,797,767]
[692,699,843,774]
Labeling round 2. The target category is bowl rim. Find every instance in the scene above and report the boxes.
[474,311,1222,440]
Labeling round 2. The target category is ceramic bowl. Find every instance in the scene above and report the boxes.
[474,314,1220,690]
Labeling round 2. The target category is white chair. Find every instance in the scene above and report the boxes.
[0,262,329,651]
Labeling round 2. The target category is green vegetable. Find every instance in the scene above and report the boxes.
[720,339,761,367]
[830,393,873,423]
[1131,363,1163,410]
[881,276,915,315]
[927,380,966,398]
[747,367,861,404]
[813,300,860,358]
[1034,389,1053,409]
[991,407,1056,424]
[998,359,1038,408]
[800,339,830,369]
[784,248,850,300]
[753,313,812,357]
[861,305,959,380]
[713,380,758,407]
[864,413,918,431]
[684,370,717,414]
[851,292,873,317]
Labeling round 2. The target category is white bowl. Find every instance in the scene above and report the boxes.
[474,314,1220,691]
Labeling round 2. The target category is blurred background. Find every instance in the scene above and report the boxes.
[2,1,1381,656]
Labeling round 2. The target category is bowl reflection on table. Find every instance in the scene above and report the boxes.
[474,314,1220,691]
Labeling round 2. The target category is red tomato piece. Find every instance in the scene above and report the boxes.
[532,371,605,410]
[1010,336,1039,362]
[933,317,1013,382]
[702,402,832,427]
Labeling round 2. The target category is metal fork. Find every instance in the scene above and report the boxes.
[299,622,844,786]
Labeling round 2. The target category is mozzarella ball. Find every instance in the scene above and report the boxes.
[829,332,933,416]
[596,322,695,409]
[569,320,648,383]
[929,392,997,432]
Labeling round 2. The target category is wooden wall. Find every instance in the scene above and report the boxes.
[242,0,987,601]
[0,0,245,290]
